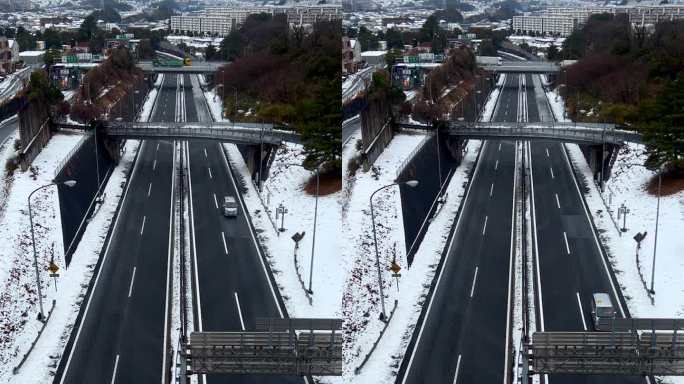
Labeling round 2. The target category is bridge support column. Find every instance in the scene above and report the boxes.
[580,144,620,185]
[242,144,277,185]
[444,136,467,163]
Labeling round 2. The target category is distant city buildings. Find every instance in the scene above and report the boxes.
[513,5,684,37]
[170,5,342,37]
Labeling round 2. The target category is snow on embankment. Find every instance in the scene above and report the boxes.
[544,80,684,383]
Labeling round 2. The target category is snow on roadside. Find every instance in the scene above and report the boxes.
[341,134,481,383]
[544,80,684,383]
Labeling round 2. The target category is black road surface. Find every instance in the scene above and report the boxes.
[59,74,177,384]
[527,73,644,384]
[398,74,521,384]
[184,74,304,384]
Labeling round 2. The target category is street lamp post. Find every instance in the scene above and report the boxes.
[307,166,320,295]
[370,180,419,321]
[28,180,77,321]
[650,170,662,295]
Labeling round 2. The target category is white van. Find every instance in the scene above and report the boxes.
[223,196,238,217]
[591,292,616,331]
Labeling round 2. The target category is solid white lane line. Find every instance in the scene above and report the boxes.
[452,354,462,384]
[110,354,120,384]
[482,216,488,236]
[204,148,208,158]
[128,267,137,298]
[208,167,213,179]
[563,231,571,254]
[549,166,554,179]
[576,292,588,330]
[186,143,204,331]
[546,148,550,157]
[221,231,228,254]
[213,193,218,209]
[140,216,146,236]
[234,292,246,331]
[470,267,479,298]
[153,159,157,171]
[147,182,152,197]
[555,193,560,209]
[489,182,494,197]
[495,159,499,170]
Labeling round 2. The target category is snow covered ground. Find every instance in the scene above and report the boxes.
[0,78,160,382]
[544,80,684,384]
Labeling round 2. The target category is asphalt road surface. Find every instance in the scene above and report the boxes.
[59,74,178,384]
[398,74,521,384]
[184,74,304,384]
[527,73,644,384]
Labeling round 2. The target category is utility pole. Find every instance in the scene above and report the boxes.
[650,171,662,295]
[307,166,319,296]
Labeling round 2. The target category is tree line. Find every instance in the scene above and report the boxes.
[557,13,684,170]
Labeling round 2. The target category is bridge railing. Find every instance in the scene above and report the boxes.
[446,121,641,144]
[104,122,299,144]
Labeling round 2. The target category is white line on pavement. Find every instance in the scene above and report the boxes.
[147,182,152,197]
[482,216,488,236]
[204,148,208,158]
[546,148,550,157]
[140,216,146,236]
[549,166,554,179]
[563,231,570,254]
[213,193,218,209]
[234,292,246,331]
[156,143,159,151]
[576,292,588,330]
[452,354,462,384]
[128,267,137,298]
[221,231,228,254]
[489,182,494,197]
[470,267,479,298]
[110,354,120,384]
[208,167,213,179]
[555,193,560,209]
[495,159,499,170]
[498,143,502,151]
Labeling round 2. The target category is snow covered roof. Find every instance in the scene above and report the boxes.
[361,50,387,57]
[19,50,45,57]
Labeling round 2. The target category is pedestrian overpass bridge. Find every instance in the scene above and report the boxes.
[136,61,228,74]
[103,121,300,145]
[398,121,641,145]
[480,61,560,73]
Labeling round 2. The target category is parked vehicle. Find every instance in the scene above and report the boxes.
[591,292,616,331]
[223,196,238,217]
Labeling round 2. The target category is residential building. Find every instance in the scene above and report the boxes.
[361,50,386,68]
[0,37,11,74]
[170,5,342,37]
[342,37,361,73]
[512,15,577,36]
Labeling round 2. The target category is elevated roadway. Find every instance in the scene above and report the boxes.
[137,60,228,74]
[480,61,560,73]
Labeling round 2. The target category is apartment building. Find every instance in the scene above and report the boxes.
[170,5,342,37]
[544,5,684,26]
[512,15,577,36]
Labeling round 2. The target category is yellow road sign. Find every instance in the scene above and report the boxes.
[48,262,59,274]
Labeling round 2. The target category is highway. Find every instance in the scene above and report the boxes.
[527,73,644,384]
[58,75,178,383]
[183,73,304,384]
[397,74,521,384]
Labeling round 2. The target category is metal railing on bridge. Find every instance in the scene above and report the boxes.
[136,60,228,73]
[480,61,560,73]
[103,121,300,145]
[528,330,684,376]
[184,318,342,377]
[398,121,642,145]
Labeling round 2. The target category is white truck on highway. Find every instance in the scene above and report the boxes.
[591,292,616,331]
